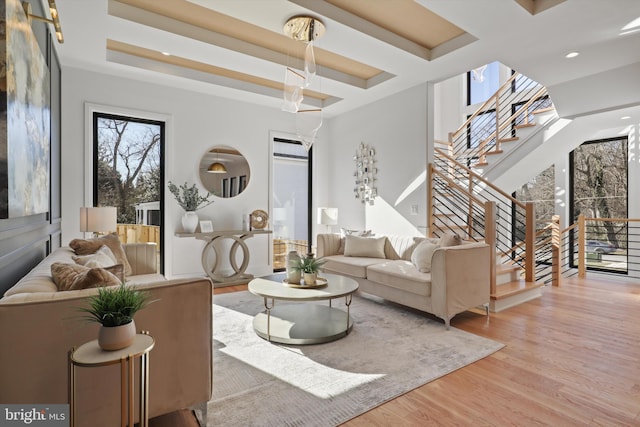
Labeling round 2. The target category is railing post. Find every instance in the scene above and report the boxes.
[578,214,586,278]
[551,215,561,287]
[485,201,497,296]
[427,163,434,238]
[525,202,535,283]
[495,94,501,152]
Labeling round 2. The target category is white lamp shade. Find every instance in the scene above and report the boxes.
[80,207,117,233]
[317,207,338,226]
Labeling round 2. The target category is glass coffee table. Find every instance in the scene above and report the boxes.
[248,273,359,345]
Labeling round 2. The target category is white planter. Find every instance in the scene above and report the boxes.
[303,272,317,285]
[182,211,199,233]
[98,320,136,351]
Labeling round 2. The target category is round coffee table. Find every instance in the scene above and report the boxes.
[248,273,359,345]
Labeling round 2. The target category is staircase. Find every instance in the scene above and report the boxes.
[430,71,553,311]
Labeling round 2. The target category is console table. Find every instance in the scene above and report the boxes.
[177,229,271,287]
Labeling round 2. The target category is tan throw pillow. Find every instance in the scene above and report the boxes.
[343,235,386,258]
[410,241,438,273]
[69,233,132,276]
[72,245,117,268]
[104,264,125,283]
[439,233,462,247]
[338,228,373,254]
[51,263,121,291]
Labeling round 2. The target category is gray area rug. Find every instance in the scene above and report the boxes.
[209,291,503,426]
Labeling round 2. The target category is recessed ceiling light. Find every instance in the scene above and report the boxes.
[621,116,631,120]
[565,52,579,59]
[161,51,171,56]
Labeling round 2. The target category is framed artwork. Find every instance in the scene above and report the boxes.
[199,220,213,233]
[230,176,237,197]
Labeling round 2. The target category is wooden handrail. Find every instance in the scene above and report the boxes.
[430,167,485,206]
[450,72,520,140]
[434,147,525,208]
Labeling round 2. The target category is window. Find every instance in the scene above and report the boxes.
[570,137,628,273]
[467,61,500,106]
[93,113,164,272]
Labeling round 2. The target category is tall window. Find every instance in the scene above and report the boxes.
[570,137,628,273]
[93,113,164,271]
[467,61,500,106]
[272,137,312,271]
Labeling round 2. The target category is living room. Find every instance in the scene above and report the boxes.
[1,0,640,425]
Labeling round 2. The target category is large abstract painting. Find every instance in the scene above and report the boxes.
[0,0,50,218]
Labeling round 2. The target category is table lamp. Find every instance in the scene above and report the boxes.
[80,207,117,237]
[317,207,338,233]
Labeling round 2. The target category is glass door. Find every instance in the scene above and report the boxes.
[272,137,311,271]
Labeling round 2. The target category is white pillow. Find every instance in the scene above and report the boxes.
[411,240,438,273]
[338,228,373,254]
[72,245,117,268]
[343,235,386,258]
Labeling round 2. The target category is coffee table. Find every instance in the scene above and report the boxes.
[248,273,359,345]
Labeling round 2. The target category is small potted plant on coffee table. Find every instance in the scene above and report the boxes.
[79,283,153,351]
[293,254,326,286]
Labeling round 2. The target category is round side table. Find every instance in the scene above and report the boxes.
[69,332,155,427]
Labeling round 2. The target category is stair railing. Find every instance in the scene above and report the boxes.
[446,72,552,168]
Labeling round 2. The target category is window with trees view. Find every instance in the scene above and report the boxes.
[570,137,628,273]
[93,113,164,271]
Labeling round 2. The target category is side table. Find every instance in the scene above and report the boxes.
[69,332,155,427]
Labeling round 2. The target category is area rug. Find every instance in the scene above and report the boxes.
[208,291,503,426]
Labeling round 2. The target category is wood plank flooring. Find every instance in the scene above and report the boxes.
[213,276,640,426]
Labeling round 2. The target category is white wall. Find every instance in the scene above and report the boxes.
[325,84,428,236]
[61,66,315,278]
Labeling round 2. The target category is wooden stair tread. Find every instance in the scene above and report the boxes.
[483,149,504,156]
[491,280,543,300]
[514,123,536,129]
[495,264,521,274]
[498,137,519,143]
[532,106,554,114]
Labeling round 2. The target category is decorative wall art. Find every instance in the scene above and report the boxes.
[0,0,51,218]
[353,142,377,205]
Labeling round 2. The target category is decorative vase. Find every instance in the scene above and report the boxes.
[98,320,136,351]
[182,211,199,233]
[286,251,301,284]
[303,272,317,286]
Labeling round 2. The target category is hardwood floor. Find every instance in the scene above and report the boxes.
[213,276,640,426]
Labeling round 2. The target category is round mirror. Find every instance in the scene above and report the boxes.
[199,145,250,198]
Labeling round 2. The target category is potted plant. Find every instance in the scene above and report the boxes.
[293,254,326,285]
[168,181,215,233]
[79,283,153,351]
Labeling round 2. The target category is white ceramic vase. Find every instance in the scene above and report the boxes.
[182,211,199,233]
[98,320,136,351]
[286,251,301,284]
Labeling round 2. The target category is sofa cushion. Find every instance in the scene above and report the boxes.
[51,262,121,291]
[384,235,428,260]
[322,255,387,279]
[69,233,133,276]
[338,228,373,254]
[410,240,438,273]
[72,245,117,268]
[439,233,462,247]
[366,260,432,297]
[344,235,386,258]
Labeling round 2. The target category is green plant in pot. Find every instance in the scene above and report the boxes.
[292,255,326,286]
[79,283,152,351]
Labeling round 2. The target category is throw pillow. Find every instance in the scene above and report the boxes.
[69,233,132,276]
[439,233,462,247]
[72,245,117,268]
[51,263,121,291]
[410,240,438,273]
[338,228,373,254]
[343,235,386,258]
[104,264,125,283]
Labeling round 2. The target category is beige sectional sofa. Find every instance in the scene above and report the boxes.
[317,233,491,328]
[0,242,212,426]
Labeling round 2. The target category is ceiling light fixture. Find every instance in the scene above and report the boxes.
[207,150,227,173]
[22,0,64,43]
[565,51,579,58]
[282,15,325,151]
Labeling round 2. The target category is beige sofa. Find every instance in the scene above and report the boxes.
[317,233,491,328]
[0,243,212,426]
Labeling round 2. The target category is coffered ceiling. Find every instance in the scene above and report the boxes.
[51,0,640,119]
